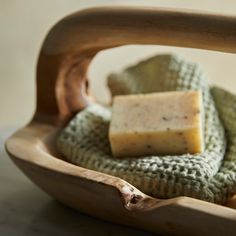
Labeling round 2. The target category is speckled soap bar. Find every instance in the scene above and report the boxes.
[109,90,204,157]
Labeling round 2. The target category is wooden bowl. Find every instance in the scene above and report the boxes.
[5,7,236,236]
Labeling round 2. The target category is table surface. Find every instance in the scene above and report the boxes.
[0,127,157,236]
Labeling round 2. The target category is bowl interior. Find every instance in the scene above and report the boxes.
[38,123,236,209]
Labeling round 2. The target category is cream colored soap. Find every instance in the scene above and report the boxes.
[109,91,204,158]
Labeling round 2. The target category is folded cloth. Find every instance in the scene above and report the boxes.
[57,54,235,203]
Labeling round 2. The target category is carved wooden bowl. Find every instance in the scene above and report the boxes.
[5,7,236,235]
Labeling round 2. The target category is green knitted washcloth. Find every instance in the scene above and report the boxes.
[58,54,236,204]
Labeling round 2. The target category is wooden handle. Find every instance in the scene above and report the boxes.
[35,7,236,124]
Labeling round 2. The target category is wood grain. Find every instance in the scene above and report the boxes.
[5,7,236,235]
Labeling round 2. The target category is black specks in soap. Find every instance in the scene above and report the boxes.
[194,109,200,115]
[177,132,183,136]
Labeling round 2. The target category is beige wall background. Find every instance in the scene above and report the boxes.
[1,0,236,128]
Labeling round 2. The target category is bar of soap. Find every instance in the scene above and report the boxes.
[109,91,204,158]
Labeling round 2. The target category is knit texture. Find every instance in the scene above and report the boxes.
[57,54,235,203]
